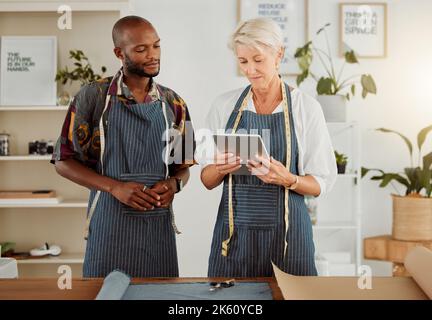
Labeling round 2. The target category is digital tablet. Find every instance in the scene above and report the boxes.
[212,133,270,175]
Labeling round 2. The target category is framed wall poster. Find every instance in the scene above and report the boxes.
[238,0,308,76]
[0,36,57,106]
[339,3,387,58]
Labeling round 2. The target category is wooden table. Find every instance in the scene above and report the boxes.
[364,235,432,276]
[0,277,283,300]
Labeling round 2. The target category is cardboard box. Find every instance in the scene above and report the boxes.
[273,247,432,300]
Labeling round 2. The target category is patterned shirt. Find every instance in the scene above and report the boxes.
[51,68,196,174]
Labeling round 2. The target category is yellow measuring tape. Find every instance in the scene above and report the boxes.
[221,80,291,257]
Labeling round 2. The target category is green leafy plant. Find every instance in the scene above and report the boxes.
[362,125,432,197]
[55,50,107,86]
[0,242,15,255]
[335,150,348,165]
[294,23,377,100]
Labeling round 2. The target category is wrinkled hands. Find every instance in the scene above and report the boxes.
[214,153,241,176]
[247,155,296,187]
[213,153,296,188]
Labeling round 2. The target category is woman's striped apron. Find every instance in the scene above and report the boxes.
[208,83,317,277]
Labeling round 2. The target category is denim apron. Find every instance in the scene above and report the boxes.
[208,83,317,277]
[83,79,179,278]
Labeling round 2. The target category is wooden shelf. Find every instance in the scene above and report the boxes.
[0,1,128,13]
[364,235,432,263]
[0,106,68,111]
[0,200,88,208]
[0,0,126,279]
[0,155,52,161]
[16,253,84,264]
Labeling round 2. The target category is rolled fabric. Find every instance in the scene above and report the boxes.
[405,246,432,299]
[95,270,131,300]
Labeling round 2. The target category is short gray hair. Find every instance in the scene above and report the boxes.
[229,18,284,52]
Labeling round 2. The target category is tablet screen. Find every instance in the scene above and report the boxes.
[212,133,270,175]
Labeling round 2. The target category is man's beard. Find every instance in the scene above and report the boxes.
[124,54,160,77]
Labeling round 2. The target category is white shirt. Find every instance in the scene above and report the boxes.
[195,87,337,197]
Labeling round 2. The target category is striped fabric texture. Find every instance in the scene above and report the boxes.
[83,97,178,278]
[208,84,317,277]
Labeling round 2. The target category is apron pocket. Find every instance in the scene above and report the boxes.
[122,206,170,217]
[119,172,170,218]
[223,183,279,229]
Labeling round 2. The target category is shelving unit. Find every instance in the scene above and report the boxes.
[16,253,84,265]
[312,121,362,276]
[0,155,53,161]
[0,106,69,111]
[0,0,129,13]
[0,200,88,208]
[0,0,128,278]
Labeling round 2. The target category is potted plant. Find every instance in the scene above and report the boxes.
[0,242,15,257]
[362,125,432,241]
[335,150,348,174]
[55,50,107,105]
[294,23,377,122]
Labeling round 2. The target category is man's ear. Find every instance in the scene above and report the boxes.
[113,47,124,60]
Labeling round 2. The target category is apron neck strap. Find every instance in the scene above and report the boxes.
[222,80,293,257]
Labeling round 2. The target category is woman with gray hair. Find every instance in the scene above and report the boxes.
[200,18,337,277]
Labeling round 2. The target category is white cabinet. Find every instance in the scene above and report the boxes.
[0,1,127,278]
[0,107,88,277]
[312,122,362,276]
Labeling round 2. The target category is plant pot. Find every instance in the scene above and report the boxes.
[337,163,346,174]
[392,194,432,241]
[316,95,347,122]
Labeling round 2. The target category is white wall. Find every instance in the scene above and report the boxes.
[129,0,432,276]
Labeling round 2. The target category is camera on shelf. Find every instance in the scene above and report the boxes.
[29,140,54,155]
